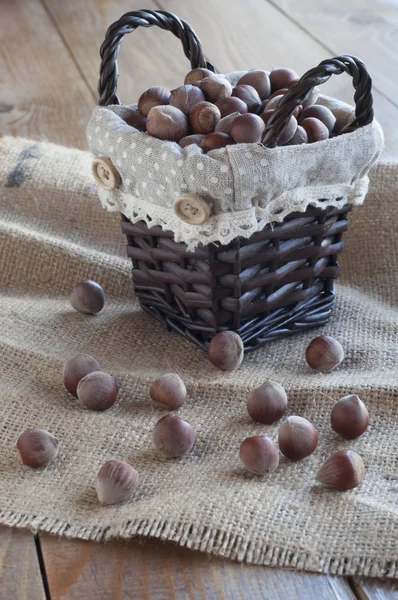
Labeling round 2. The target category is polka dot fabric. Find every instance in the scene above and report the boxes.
[87,82,383,250]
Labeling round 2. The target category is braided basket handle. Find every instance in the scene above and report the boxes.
[98,9,215,106]
[262,55,374,147]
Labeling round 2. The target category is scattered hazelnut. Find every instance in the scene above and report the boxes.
[215,112,241,135]
[70,280,105,315]
[231,113,265,143]
[153,414,195,458]
[278,416,318,461]
[190,101,221,134]
[306,335,345,373]
[247,380,288,424]
[124,110,147,132]
[239,435,279,475]
[184,68,214,85]
[330,394,369,439]
[237,70,271,100]
[200,132,234,151]
[199,75,233,103]
[316,449,365,491]
[178,134,206,148]
[301,117,330,142]
[17,428,59,468]
[232,85,262,113]
[169,85,205,115]
[216,96,248,117]
[77,371,118,411]
[146,105,188,141]
[138,86,170,116]
[207,331,244,371]
[96,459,139,505]
[149,373,187,410]
[269,68,299,92]
[300,105,336,132]
[260,109,276,126]
[63,353,101,397]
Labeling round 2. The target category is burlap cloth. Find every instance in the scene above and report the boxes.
[1,135,398,578]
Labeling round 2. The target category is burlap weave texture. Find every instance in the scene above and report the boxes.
[1,136,397,578]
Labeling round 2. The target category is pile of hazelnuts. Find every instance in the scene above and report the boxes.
[15,280,368,506]
[124,67,336,151]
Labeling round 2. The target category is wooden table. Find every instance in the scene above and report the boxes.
[1,1,397,597]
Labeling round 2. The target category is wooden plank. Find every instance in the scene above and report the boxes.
[350,577,398,600]
[41,0,205,105]
[40,534,356,600]
[274,0,398,106]
[0,0,93,149]
[0,526,46,600]
[153,0,398,159]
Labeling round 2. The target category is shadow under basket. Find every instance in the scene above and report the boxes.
[121,203,351,352]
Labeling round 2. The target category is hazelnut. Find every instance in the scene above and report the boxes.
[153,414,195,458]
[231,113,265,144]
[269,88,288,100]
[70,280,105,315]
[269,68,299,92]
[299,105,336,132]
[277,115,298,145]
[232,85,262,113]
[170,85,205,115]
[330,394,369,439]
[207,331,244,371]
[260,109,276,126]
[264,94,284,111]
[239,435,279,475]
[17,428,59,468]
[286,125,308,145]
[146,105,188,141]
[301,117,329,143]
[149,373,187,410]
[215,112,241,135]
[179,134,206,148]
[316,449,364,491]
[190,101,221,134]
[63,353,100,397]
[302,86,320,108]
[138,86,170,116]
[200,132,234,151]
[199,75,233,103]
[237,70,271,100]
[124,110,147,132]
[306,335,344,373]
[247,380,288,424]
[278,416,318,461]
[96,460,139,505]
[216,96,248,117]
[77,371,118,411]
[184,68,214,85]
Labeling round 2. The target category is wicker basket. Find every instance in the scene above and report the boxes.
[95,10,375,353]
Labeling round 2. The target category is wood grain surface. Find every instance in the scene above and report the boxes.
[0,526,45,600]
[39,533,356,600]
[350,577,398,600]
[0,0,93,149]
[0,0,397,598]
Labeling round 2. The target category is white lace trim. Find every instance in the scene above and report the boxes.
[99,179,367,251]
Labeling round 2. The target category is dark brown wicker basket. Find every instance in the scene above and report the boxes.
[98,10,374,352]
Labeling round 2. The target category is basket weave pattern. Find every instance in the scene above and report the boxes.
[121,204,351,351]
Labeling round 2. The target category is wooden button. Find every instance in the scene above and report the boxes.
[92,156,121,190]
[173,194,211,225]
